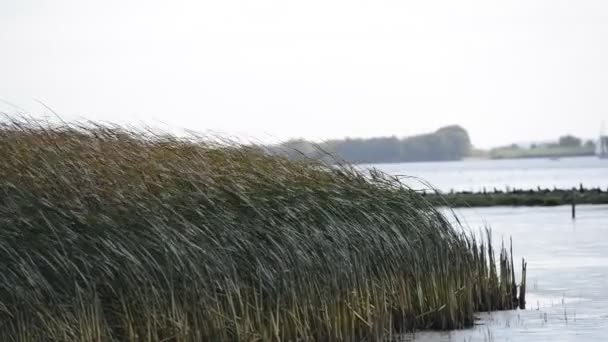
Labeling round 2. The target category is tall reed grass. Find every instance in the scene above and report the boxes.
[0,117,524,341]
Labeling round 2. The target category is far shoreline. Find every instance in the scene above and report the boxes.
[354,154,602,166]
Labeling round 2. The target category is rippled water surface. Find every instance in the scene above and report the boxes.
[365,156,608,192]
[405,205,608,342]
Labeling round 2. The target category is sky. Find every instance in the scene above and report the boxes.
[1,0,608,148]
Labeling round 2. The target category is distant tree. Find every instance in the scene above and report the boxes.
[433,125,472,159]
[558,135,582,148]
[584,139,596,149]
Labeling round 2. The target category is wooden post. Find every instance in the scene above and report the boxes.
[571,188,576,219]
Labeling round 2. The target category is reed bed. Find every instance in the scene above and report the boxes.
[0,118,524,341]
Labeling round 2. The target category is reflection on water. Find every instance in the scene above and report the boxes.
[405,205,608,341]
[364,156,608,192]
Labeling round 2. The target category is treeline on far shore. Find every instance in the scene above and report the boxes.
[272,127,598,164]
[274,125,472,164]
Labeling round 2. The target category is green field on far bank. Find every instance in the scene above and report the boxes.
[488,145,596,160]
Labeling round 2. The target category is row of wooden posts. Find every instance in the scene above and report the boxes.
[445,184,596,219]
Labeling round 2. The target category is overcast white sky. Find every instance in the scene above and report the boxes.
[1,0,607,148]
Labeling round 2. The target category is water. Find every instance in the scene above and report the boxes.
[365,157,608,340]
[363,156,608,192]
[404,205,608,341]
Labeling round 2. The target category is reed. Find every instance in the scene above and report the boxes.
[0,117,524,341]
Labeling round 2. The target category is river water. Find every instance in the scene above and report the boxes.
[403,205,608,341]
[365,156,608,192]
[365,157,608,341]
